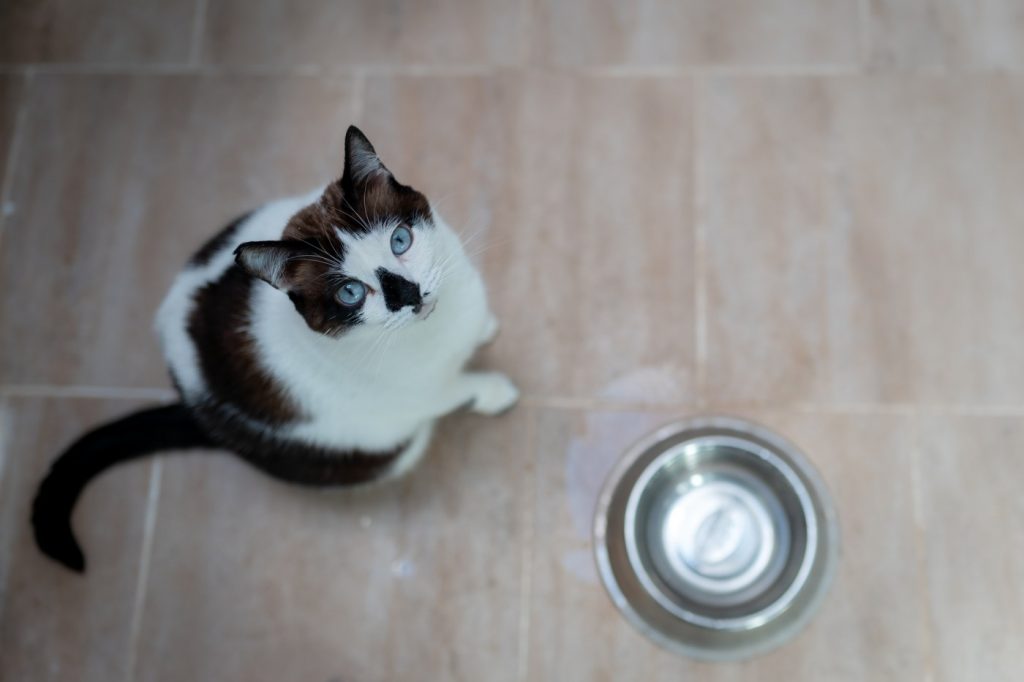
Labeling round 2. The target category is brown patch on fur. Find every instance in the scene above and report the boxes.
[182,263,408,486]
[187,265,302,426]
[243,442,406,486]
[193,405,407,486]
[302,171,431,239]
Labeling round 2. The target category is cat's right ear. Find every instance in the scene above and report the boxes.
[341,125,391,191]
[234,240,304,291]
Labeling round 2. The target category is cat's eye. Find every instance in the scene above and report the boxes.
[336,280,367,306]
[390,225,413,256]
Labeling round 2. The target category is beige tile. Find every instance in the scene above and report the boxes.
[203,0,526,67]
[526,408,686,680]
[0,74,356,388]
[869,0,1024,70]
[532,0,861,68]
[918,415,1024,682]
[0,75,25,192]
[132,410,529,682]
[699,77,834,406]
[701,76,1024,406]
[527,409,926,680]
[0,0,196,64]
[0,396,153,682]
[487,75,696,403]
[359,74,696,405]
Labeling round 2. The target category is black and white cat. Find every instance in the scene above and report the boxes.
[32,126,519,573]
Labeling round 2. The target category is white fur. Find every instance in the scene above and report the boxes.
[154,187,517,478]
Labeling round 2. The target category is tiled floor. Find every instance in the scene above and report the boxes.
[1,2,1023,681]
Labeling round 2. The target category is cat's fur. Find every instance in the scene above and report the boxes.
[32,126,518,572]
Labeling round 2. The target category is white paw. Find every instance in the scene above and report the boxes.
[479,314,500,346]
[471,373,520,415]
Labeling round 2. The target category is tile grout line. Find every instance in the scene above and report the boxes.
[584,63,866,78]
[908,411,937,682]
[519,0,535,68]
[515,406,536,682]
[0,63,866,78]
[7,62,1023,79]
[12,63,505,77]
[3,388,1020,416]
[692,73,707,409]
[519,395,1024,416]
[188,0,209,67]
[0,62,32,406]
[12,62,205,76]
[124,459,163,682]
[0,384,177,400]
[857,0,872,69]
[0,404,13,628]
[0,69,33,242]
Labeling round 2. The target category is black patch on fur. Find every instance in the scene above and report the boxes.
[189,210,254,267]
[31,400,408,574]
[376,267,422,312]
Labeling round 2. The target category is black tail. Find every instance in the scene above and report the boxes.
[31,403,213,573]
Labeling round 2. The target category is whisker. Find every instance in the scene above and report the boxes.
[457,222,488,243]
[463,237,512,262]
[293,240,342,265]
[356,326,388,366]
[321,227,344,261]
[332,202,373,233]
[308,270,346,284]
[285,254,339,268]
[361,185,371,225]
[373,326,398,378]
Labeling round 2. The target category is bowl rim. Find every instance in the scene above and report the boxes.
[593,414,841,662]
[622,433,820,630]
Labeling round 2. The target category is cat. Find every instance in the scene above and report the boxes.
[31,126,519,573]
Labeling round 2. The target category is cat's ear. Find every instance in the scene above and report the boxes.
[342,125,391,188]
[234,240,305,291]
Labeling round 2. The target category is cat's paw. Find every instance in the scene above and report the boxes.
[478,314,500,346]
[471,373,520,415]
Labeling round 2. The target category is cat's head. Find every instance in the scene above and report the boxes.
[235,126,445,336]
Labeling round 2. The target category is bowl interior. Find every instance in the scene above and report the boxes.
[625,437,815,628]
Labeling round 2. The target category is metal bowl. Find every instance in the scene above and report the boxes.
[593,416,839,661]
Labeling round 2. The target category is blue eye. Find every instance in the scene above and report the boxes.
[391,225,413,255]
[336,280,367,306]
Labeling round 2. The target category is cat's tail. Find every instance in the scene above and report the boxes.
[31,403,213,574]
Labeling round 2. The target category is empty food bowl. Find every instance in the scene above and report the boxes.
[593,416,839,661]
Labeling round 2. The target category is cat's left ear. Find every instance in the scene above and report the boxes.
[234,240,306,291]
[341,125,392,189]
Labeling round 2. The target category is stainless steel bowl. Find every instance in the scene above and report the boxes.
[593,416,839,661]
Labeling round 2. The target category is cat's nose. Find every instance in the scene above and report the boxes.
[376,267,422,312]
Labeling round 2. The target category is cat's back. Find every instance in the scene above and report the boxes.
[154,191,318,400]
